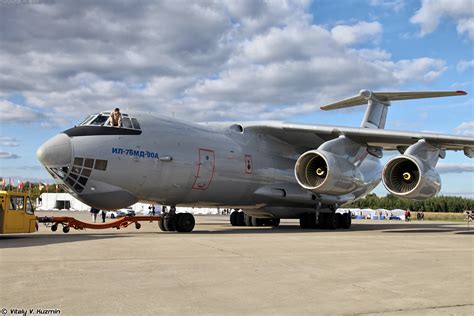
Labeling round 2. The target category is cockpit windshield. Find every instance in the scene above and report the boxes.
[78,112,141,130]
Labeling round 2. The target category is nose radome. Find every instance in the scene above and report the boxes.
[36,133,72,167]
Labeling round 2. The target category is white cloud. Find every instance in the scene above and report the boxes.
[0,137,19,147]
[455,121,474,136]
[0,152,20,159]
[380,58,447,83]
[331,21,383,46]
[410,0,474,40]
[457,59,474,72]
[369,0,405,12]
[457,18,474,40]
[437,163,474,174]
[0,1,451,123]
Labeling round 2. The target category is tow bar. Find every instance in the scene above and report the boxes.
[37,216,161,233]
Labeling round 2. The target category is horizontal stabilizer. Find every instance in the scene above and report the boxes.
[320,90,467,111]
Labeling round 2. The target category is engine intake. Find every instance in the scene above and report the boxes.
[295,150,363,196]
[382,155,440,200]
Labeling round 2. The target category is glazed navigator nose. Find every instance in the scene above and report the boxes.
[36,133,73,167]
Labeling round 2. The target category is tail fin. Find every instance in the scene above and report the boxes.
[320,90,467,129]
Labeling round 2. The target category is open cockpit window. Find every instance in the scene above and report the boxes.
[78,112,141,130]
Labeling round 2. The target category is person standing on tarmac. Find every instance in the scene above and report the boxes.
[101,210,106,223]
[90,207,100,223]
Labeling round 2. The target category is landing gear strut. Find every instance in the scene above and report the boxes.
[159,206,196,233]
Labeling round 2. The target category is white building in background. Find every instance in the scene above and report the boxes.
[36,193,219,214]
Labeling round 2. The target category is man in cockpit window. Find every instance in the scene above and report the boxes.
[106,108,122,127]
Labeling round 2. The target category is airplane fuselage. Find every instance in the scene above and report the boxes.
[38,112,382,218]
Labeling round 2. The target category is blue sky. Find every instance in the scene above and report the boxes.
[0,0,473,196]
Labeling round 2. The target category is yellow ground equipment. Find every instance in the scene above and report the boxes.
[0,191,38,234]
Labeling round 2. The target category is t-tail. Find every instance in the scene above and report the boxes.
[320,89,467,129]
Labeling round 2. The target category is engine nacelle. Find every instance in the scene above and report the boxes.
[294,150,364,196]
[382,155,441,200]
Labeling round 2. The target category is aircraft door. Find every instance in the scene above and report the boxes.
[192,149,215,190]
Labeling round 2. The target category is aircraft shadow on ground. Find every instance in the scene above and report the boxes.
[0,233,130,248]
[189,221,471,235]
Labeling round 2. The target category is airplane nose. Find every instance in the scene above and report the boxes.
[36,133,73,167]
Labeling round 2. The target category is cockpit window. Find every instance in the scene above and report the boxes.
[131,118,140,130]
[78,112,141,131]
[90,115,108,126]
[122,117,132,129]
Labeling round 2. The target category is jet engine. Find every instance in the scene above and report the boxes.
[382,140,442,200]
[294,150,364,196]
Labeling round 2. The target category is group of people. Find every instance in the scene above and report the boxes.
[90,207,106,223]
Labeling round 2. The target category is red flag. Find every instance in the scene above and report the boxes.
[18,180,24,191]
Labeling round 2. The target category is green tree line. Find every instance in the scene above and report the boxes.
[345,193,474,213]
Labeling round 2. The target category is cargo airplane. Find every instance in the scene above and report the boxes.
[37,90,473,232]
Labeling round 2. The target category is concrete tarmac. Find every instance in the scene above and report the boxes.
[1,212,473,315]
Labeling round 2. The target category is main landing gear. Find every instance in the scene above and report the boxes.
[159,206,195,233]
[300,212,351,230]
[230,211,280,227]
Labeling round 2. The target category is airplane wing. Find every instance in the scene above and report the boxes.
[243,122,474,156]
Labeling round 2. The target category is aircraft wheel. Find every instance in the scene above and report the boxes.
[341,213,352,229]
[244,214,253,226]
[269,218,280,227]
[299,213,310,228]
[300,213,317,228]
[158,218,167,231]
[51,224,58,232]
[335,213,343,229]
[230,211,237,226]
[327,212,337,230]
[135,223,141,230]
[235,212,245,226]
[251,217,263,226]
[63,226,70,233]
[163,216,176,231]
[319,213,327,229]
[176,213,195,233]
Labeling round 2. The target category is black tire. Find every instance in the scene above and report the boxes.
[158,218,167,231]
[300,213,309,228]
[51,224,58,232]
[335,213,343,229]
[176,213,195,233]
[235,212,245,226]
[251,217,263,226]
[135,223,141,230]
[63,226,70,233]
[300,213,317,228]
[230,211,237,226]
[326,212,337,230]
[111,214,115,219]
[269,218,280,227]
[244,214,253,226]
[341,213,352,229]
[308,213,317,228]
[163,215,176,231]
[318,213,327,229]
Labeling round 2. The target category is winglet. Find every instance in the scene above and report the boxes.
[320,90,468,111]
